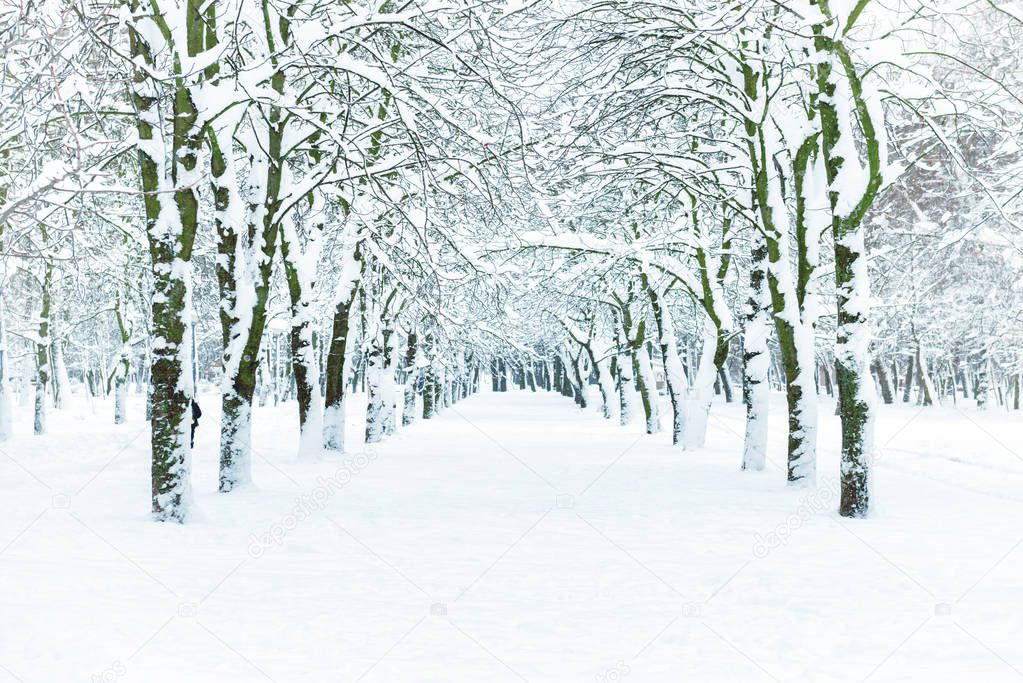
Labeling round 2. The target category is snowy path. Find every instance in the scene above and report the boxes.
[2,391,1023,682]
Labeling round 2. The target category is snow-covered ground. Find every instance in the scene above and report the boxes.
[2,389,1022,682]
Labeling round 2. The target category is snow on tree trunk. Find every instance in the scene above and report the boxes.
[526,363,537,392]
[740,37,820,483]
[975,354,990,410]
[612,355,631,426]
[114,292,131,424]
[645,277,687,444]
[872,358,894,405]
[281,215,324,460]
[742,237,770,471]
[613,329,635,426]
[401,333,418,427]
[717,367,734,403]
[258,363,269,407]
[380,326,399,436]
[0,381,9,443]
[593,356,613,419]
[114,376,128,425]
[834,229,876,517]
[128,0,211,522]
[365,336,385,444]
[213,139,276,491]
[201,0,290,491]
[33,380,46,435]
[0,289,11,441]
[51,341,71,410]
[323,284,359,450]
[915,342,937,406]
[441,369,452,408]
[294,327,323,459]
[811,8,884,517]
[34,258,52,435]
[634,339,660,434]
[779,320,818,483]
[901,355,914,403]
[575,355,588,408]
[682,323,717,450]
[422,336,437,419]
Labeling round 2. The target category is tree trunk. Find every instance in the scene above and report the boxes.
[365,335,385,443]
[872,358,893,405]
[401,333,418,427]
[51,341,71,410]
[975,353,990,410]
[902,355,914,403]
[742,50,817,483]
[113,292,131,424]
[422,335,436,419]
[820,360,834,397]
[741,237,770,471]
[645,277,686,444]
[613,352,633,427]
[683,325,718,450]
[717,366,733,403]
[812,18,881,517]
[0,288,11,441]
[129,2,206,521]
[569,349,588,409]
[281,231,322,459]
[751,181,819,482]
[215,192,278,489]
[422,367,436,419]
[915,343,935,407]
[381,325,399,435]
[211,28,285,491]
[323,287,358,450]
[633,338,660,434]
[34,260,53,436]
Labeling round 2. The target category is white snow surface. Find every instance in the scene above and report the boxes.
[2,389,1022,682]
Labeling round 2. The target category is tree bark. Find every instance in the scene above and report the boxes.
[742,237,770,471]
[34,259,52,436]
[401,332,418,427]
[281,232,322,458]
[0,288,11,441]
[812,12,881,517]
[645,276,685,444]
[872,358,893,405]
[322,285,358,449]
[915,343,935,407]
[114,292,131,424]
[128,0,206,521]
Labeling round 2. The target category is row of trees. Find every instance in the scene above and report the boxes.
[486,0,1023,518]
[0,0,1020,522]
